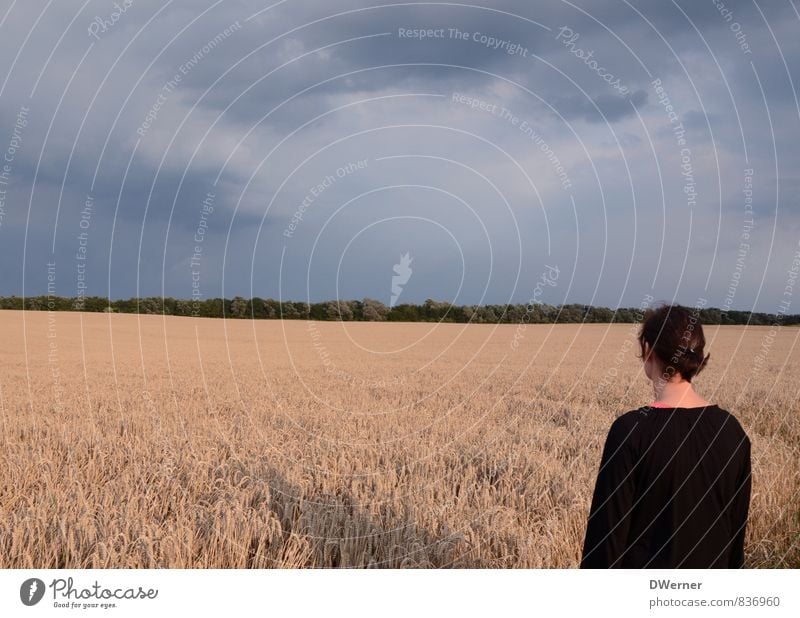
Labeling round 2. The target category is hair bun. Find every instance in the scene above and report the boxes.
[639,304,709,382]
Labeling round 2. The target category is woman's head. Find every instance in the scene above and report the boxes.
[638,304,710,383]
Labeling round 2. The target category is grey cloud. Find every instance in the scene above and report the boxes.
[550,88,648,123]
[1,0,800,312]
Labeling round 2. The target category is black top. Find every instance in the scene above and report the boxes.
[581,404,751,568]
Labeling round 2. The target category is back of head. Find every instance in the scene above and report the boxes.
[639,304,710,382]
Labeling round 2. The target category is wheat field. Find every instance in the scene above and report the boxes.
[0,309,797,568]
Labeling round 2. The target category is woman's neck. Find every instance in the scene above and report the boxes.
[652,378,710,407]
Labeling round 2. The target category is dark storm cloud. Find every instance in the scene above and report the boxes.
[1,0,799,311]
[549,88,648,123]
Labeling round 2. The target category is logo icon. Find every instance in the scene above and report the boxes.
[20,578,45,606]
[390,252,413,307]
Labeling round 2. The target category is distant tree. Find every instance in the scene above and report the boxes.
[556,304,581,323]
[338,301,355,321]
[701,308,722,324]
[248,297,266,319]
[3,294,799,326]
[505,305,524,323]
[462,305,476,322]
[82,296,108,312]
[229,296,249,318]
[476,306,497,323]
[589,306,614,323]
[203,298,224,318]
[1,296,23,310]
[388,303,420,322]
[173,300,191,316]
[447,304,467,323]
[324,301,339,320]
[263,299,279,319]
[276,302,294,318]
[322,300,354,321]
[296,302,311,319]
[613,308,637,323]
[161,297,177,315]
[362,298,388,321]
[726,310,746,325]
[137,298,160,314]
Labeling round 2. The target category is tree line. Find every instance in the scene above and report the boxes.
[2,295,798,325]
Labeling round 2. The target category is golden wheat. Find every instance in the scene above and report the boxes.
[0,310,797,567]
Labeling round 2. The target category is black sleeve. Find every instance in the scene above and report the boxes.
[728,436,751,568]
[581,415,639,568]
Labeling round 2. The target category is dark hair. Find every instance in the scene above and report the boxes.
[638,304,710,382]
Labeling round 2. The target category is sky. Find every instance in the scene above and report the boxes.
[0,0,799,312]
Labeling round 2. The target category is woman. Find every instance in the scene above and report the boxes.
[581,304,751,568]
